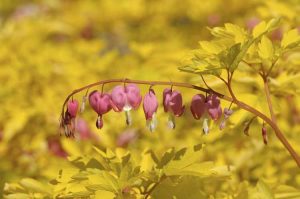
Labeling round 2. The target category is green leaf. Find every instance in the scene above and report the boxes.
[258,36,274,59]
[221,43,241,68]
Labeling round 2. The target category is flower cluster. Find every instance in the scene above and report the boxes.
[61,83,233,137]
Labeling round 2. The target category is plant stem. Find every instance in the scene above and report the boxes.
[60,78,300,167]
[263,77,277,123]
[144,175,167,199]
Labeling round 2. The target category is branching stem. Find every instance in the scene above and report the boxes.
[60,78,300,167]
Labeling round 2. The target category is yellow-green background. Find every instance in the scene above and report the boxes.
[0,0,300,198]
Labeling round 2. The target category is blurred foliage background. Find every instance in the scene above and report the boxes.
[0,0,300,198]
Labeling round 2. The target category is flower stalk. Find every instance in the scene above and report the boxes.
[60,78,300,167]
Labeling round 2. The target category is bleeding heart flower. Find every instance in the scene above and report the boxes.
[206,94,222,121]
[190,93,223,133]
[190,94,206,120]
[111,84,142,125]
[163,88,185,129]
[76,118,95,140]
[89,91,112,115]
[67,100,79,118]
[143,89,158,132]
[89,90,112,129]
[111,84,142,111]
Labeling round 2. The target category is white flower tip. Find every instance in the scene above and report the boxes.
[203,118,209,135]
[125,110,132,126]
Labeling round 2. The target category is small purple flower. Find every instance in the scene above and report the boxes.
[190,94,206,120]
[224,108,233,119]
[89,90,112,129]
[111,84,142,125]
[67,100,79,118]
[163,88,185,129]
[206,94,222,121]
[143,89,158,132]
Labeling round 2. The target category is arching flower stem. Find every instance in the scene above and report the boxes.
[60,78,300,167]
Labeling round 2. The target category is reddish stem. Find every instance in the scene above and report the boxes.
[60,78,300,167]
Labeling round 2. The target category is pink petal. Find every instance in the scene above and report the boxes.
[169,91,185,116]
[143,89,158,120]
[163,88,172,112]
[190,94,206,120]
[67,100,79,118]
[206,94,222,121]
[125,84,142,109]
[111,85,127,111]
[89,91,112,115]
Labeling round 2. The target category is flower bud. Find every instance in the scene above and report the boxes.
[262,125,268,145]
[219,120,226,130]
[224,108,233,119]
[67,100,79,118]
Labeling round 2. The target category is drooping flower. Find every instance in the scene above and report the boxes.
[89,90,112,129]
[76,118,95,140]
[219,107,234,130]
[163,88,185,129]
[116,129,138,147]
[67,100,79,118]
[143,89,159,132]
[190,93,222,121]
[190,94,206,120]
[111,84,142,125]
[224,108,233,119]
[190,93,223,134]
[62,99,79,137]
[47,137,67,158]
[206,94,222,121]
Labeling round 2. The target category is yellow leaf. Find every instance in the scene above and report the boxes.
[281,29,300,48]
[224,23,247,44]
[253,21,267,38]
[199,41,222,54]
[258,36,274,59]
[4,193,30,199]
[19,178,51,194]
